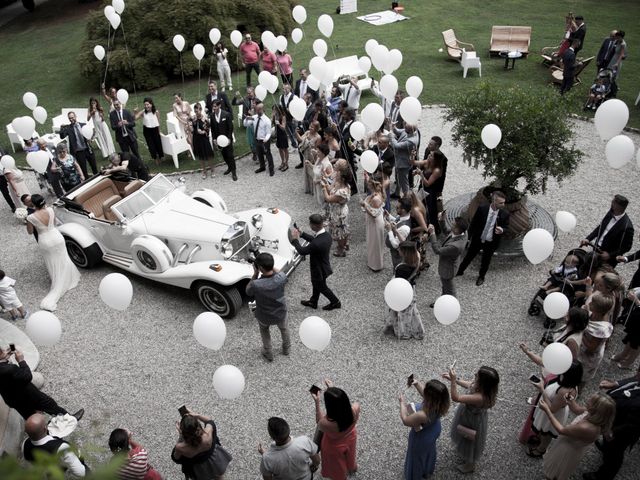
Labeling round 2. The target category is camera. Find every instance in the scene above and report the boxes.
[539,331,555,346]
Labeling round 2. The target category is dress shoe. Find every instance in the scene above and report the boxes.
[262,351,274,362]
[72,408,85,421]
[255,167,266,173]
[475,277,485,286]
[295,163,304,169]
[323,301,341,311]
[269,171,275,176]
[301,300,317,309]
[282,165,289,172]
[232,173,238,181]
[223,169,231,175]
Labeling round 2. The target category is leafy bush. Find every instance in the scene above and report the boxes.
[444,82,583,200]
[79,0,296,90]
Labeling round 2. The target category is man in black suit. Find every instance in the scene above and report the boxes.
[582,367,640,480]
[581,194,634,266]
[204,80,232,116]
[109,100,140,159]
[372,135,395,169]
[569,15,586,55]
[0,344,83,420]
[294,68,318,103]
[0,145,16,212]
[59,111,98,178]
[597,30,617,71]
[338,108,358,195]
[457,190,510,286]
[291,214,341,311]
[210,100,237,181]
[560,40,579,95]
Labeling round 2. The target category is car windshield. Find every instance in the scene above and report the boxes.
[112,175,175,220]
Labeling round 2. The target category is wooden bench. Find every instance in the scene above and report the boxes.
[490,26,531,56]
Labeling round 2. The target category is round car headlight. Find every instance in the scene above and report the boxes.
[252,213,263,230]
[221,242,233,259]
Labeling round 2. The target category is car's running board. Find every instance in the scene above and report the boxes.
[103,252,134,269]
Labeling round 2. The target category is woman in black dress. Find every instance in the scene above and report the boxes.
[192,103,214,179]
[418,150,446,234]
[272,105,289,171]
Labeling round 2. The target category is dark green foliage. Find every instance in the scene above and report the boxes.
[79,0,296,90]
[444,82,583,199]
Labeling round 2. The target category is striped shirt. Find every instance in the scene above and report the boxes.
[118,445,150,479]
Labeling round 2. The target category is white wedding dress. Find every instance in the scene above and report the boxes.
[27,207,80,311]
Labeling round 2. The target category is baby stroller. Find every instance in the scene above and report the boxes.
[584,69,615,110]
[527,247,588,326]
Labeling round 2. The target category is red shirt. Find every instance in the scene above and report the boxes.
[261,50,277,72]
[240,41,261,64]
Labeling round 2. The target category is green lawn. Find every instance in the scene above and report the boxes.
[1,0,638,173]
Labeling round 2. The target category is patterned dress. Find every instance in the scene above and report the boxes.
[328,185,351,242]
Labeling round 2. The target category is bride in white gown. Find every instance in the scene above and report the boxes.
[26,195,80,311]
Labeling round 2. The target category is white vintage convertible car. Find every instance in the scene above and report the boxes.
[54,173,301,318]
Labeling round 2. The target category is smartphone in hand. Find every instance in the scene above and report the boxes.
[529,374,541,384]
[406,374,414,388]
[178,405,188,417]
[309,385,321,395]
[9,343,16,352]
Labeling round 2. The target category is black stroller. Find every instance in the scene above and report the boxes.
[584,69,616,110]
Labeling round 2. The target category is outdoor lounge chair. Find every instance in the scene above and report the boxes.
[442,29,475,61]
[540,44,563,67]
[550,56,594,86]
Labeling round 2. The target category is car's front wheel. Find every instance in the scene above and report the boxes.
[64,237,102,268]
[192,282,242,319]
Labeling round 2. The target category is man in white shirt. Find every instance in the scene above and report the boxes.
[338,76,361,112]
[259,417,319,480]
[22,413,88,477]
[582,194,634,266]
[244,102,275,176]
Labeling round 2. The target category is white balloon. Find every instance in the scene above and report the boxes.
[258,71,272,89]
[360,103,385,131]
[372,44,389,71]
[116,88,129,105]
[313,39,328,58]
[299,316,332,351]
[385,49,403,74]
[289,96,307,121]
[11,116,36,139]
[261,31,276,51]
[25,311,62,347]
[306,74,320,90]
[230,30,242,48]
[81,124,94,140]
[255,84,268,101]
[309,56,327,79]
[216,135,230,148]
[99,273,132,310]
[542,342,573,375]
[26,151,49,174]
[292,5,307,24]
[112,0,125,15]
[364,39,379,58]
[605,135,635,169]
[209,28,221,45]
[358,56,371,75]
[109,12,121,30]
[350,121,366,141]
[0,155,16,170]
[276,35,288,53]
[193,43,205,61]
[384,278,414,312]
[543,292,570,320]
[212,365,245,399]
[399,97,421,124]
[32,106,47,125]
[360,150,378,173]
[291,28,303,44]
[93,45,106,61]
[555,211,577,233]
[522,228,555,265]
[104,5,115,19]
[267,74,279,94]
[23,92,38,110]
[594,99,629,141]
[317,14,333,38]
[379,74,398,100]
[433,294,461,325]
[173,34,185,52]
[405,76,423,98]
[481,123,502,149]
[193,312,227,350]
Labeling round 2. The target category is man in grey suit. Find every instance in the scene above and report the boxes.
[428,215,468,301]
[390,123,418,197]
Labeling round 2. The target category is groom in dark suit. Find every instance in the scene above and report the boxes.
[457,190,510,286]
[59,112,98,178]
[109,100,140,159]
[290,214,341,311]
[210,100,237,181]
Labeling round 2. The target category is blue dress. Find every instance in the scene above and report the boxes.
[404,405,442,479]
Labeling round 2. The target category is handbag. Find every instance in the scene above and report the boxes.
[456,424,477,441]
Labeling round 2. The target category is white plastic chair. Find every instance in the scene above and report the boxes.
[160,132,194,169]
[166,112,181,138]
[461,50,482,78]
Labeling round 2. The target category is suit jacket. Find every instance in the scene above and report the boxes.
[562,48,577,76]
[59,122,93,156]
[390,128,418,169]
[109,108,137,143]
[597,36,616,69]
[210,110,234,139]
[569,24,586,54]
[586,211,634,261]
[205,91,232,115]
[430,231,467,279]
[294,79,319,103]
[302,104,315,131]
[371,145,395,169]
[292,231,333,281]
[0,360,52,418]
[468,204,510,246]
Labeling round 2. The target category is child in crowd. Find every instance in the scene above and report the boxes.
[586,77,607,110]
[540,253,580,293]
[0,270,28,320]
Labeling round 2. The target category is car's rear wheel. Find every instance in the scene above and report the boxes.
[64,237,102,268]
[193,282,242,319]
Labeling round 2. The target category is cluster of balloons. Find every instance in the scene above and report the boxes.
[99,273,133,311]
[261,30,288,53]
[103,0,125,30]
[364,39,402,75]
[19,91,48,127]
[594,99,638,169]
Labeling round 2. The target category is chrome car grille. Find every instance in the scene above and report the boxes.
[222,221,251,260]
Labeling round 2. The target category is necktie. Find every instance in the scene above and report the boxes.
[118,110,127,137]
[481,210,496,242]
[74,123,86,149]
[301,81,306,96]
[255,115,262,140]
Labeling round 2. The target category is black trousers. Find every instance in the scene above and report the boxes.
[117,135,140,160]
[310,276,339,305]
[256,140,274,174]
[143,126,164,159]
[0,174,16,211]
[221,145,236,173]
[15,389,68,420]
[457,237,499,279]
[594,425,639,479]
[245,62,260,86]
[74,149,98,177]
[560,74,574,94]
[46,171,65,198]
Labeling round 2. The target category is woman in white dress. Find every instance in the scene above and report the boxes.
[26,194,80,311]
[214,42,232,92]
[88,97,116,158]
[172,93,193,146]
[2,159,30,208]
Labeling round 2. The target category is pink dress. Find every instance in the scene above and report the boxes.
[276,53,293,75]
[320,405,360,480]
